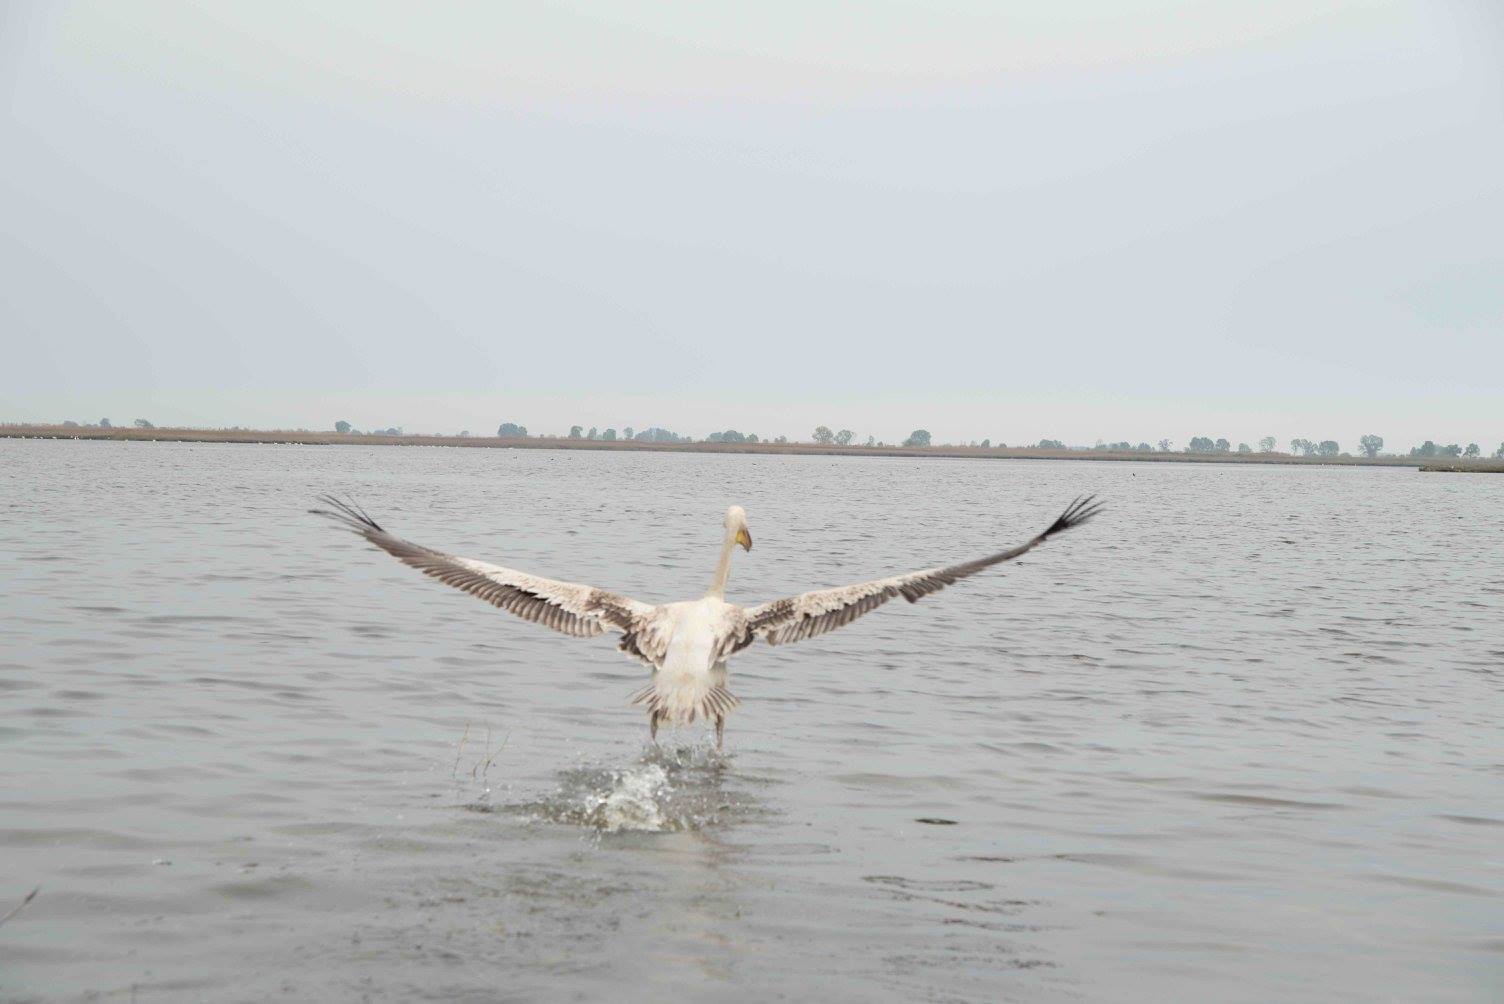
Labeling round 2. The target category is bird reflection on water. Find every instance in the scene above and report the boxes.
[464,743,764,986]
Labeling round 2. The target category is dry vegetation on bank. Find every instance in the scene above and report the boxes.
[9,423,1501,470]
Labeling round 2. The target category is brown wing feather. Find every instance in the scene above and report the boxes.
[746,495,1103,647]
[312,496,654,650]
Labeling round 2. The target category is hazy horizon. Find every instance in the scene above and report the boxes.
[4,2,1501,447]
[8,416,1498,455]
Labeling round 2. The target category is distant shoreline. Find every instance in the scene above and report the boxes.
[10,423,1501,471]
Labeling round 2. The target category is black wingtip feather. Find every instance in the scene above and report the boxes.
[310,494,385,534]
[1041,494,1104,538]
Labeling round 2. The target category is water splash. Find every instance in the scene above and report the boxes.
[509,746,754,833]
[592,762,672,832]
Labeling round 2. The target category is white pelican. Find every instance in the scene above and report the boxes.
[313,495,1102,748]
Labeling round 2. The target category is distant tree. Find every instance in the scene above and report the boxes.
[1465,443,1480,458]
[602,428,617,441]
[979,439,990,449]
[1037,438,1065,450]
[99,418,112,428]
[904,429,932,447]
[497,422,528,437]
[133,419,154,429]
[1214,438,1230,453]
[1259,436,1276,453]
[1188,436,1214,453]
[1409,440,1438,458]
[1358,434,1383,459]
[834,429,854,446]
[1234,442,1249,453]
[61,420,78,427]
[1495,442,1504,460]
[635,427,685,442]
[457,430,470,438]
[569,425,583,439]
[865,436,875,447]
[707,430,747,444]
[335,420,351,434]
[1137,442,1152,452]
[745,434,759,443]
[623,426,634,441]
[587,426,598,440]
[1290,438,1317,456]
[1441,443,1463,458]
[774,435,788,444]
[1317,440,1339,457]
[812,425,834,445]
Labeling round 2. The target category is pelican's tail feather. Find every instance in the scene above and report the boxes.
[630,679,739,724]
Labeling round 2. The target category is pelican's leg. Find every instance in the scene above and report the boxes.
[714,715,725,751]
[649,711,661,743]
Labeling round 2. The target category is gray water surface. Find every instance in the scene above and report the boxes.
[2,440,1501,1002]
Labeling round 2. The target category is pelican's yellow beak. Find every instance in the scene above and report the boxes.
[735,527,753,551]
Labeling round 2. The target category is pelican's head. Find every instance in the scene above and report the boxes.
[725,505,752,551]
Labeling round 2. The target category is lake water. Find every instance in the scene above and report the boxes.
[2,439,1501,1002]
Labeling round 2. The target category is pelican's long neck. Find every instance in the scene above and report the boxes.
[706,528,738,599]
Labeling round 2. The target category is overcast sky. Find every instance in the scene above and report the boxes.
[3,2,1500,449]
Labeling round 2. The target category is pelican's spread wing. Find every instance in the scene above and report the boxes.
[745,496,1103,647]
[312,496,655,643]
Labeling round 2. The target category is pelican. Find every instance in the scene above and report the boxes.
[313,495,1102,748]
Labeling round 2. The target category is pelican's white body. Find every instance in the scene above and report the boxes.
[628,508,752,733]
[651,597,736,724]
